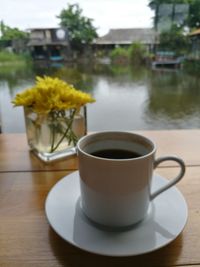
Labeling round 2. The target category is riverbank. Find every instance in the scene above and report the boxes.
[0,51,31,66]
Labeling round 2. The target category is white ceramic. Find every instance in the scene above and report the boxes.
[77,131,185,227]
[45,171,188,257]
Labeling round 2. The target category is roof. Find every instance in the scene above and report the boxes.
[189,28,200,36]
[27,40,68,46]
[94,28,159,45]
[28,27,60,31]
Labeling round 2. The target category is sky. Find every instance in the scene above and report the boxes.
[0,0,154,36]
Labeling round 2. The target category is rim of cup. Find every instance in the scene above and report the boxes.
[77,131,156,161]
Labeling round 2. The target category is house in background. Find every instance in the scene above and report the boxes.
[93,28,159,54]
[189,28,200,59]
[27,28,71,61]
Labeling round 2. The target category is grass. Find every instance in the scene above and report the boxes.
[0,50,31,66]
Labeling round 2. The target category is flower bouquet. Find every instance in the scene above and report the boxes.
[12,76,95,162]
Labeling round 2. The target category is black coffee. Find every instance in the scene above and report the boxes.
[91,149,141,159]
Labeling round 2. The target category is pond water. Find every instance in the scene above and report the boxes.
[1,62,200,133]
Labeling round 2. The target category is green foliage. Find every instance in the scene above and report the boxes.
[57,4,98,52]
[0,21,28,41]
[149,0,189,6]
[159,25,190,54]
[148,1,193,54]
[187,0,200,28]
[0,51,22,62]
[148,0,200,29]
[0,51,30,64]
[110,43,150,65]
[128,43,147,65]
[110,43,149,65]
[110,47,129,65]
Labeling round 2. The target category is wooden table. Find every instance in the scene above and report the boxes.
[0,130,200,267]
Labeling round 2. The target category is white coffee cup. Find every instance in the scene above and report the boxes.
[77,131,185,228]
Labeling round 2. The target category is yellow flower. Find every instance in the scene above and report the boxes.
[12,76,95,113]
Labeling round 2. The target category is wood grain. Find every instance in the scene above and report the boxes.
[0,130,199,266]
[141,129,200,167]
[0,166,199,267]
[0,134,78,172]
[1,130,200,172]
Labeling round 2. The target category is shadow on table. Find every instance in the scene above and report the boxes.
[48,226,183,267]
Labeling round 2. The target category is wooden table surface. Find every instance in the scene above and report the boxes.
[0,130,199,267]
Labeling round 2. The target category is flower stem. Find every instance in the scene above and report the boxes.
[50,117,56,152]
[50,109,77,153]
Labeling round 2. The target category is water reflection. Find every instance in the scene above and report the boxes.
[0,62,200,133]
[0,64,35,94]
[145,69,200,129]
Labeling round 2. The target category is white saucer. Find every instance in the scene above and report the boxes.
[45,171,188,257]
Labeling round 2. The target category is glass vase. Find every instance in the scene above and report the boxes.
[24,106,87,162]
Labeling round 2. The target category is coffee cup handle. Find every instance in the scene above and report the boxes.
[150,156,185,200]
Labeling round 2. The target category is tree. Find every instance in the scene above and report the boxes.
[159,25,190,54]
[57,4,98,53]
[149,0,185,30]
[128,43,147,65]
[0,21,28,41]
[187,0,200,28]
[148,0,200,30]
